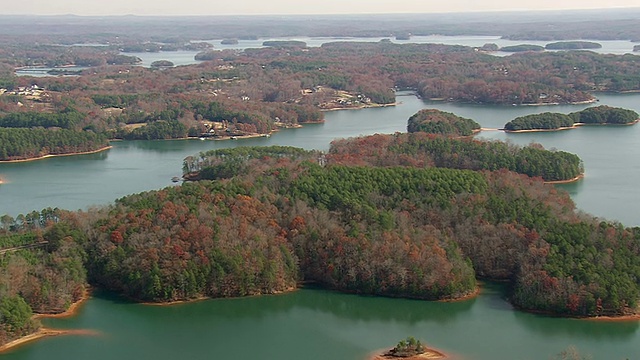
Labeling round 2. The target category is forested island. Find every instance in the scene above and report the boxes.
[407,109,480,136]
[504,105,639,131]
[150,60,174,68]
[545,41,603,50]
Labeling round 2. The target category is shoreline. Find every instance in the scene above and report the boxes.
[426,98,596,107]
[0,146,112,163]
[517,307,640,322]
[516,99,597,106]
[141,285,299,306]
[321,102,399,112]
[584,314,640,322]
[0,328,98,354]
[504,125,578,133]
[437,286,481,303]
[33,287,91,319]
[0,288,93,354]
[544,174,584,185]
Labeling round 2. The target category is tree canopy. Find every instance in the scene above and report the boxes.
[407,109,480,136]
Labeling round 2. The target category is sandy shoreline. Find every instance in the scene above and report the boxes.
[544,174,584,185]
[0,146,112,163]
[504,119,639,133]
[504,126,578,133]
[0,328,98,354]
[33,287,91,319]
[0,288,93,353]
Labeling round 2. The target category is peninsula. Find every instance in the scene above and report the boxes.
[0,145,112,163]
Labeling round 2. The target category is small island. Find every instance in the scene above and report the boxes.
[504,112,574,132]
[634,45,640,52]
[220,39,239,45]
[499,44,545,52]
[150,60,174,68]
[572,105,639,124]
[545,41,602,50]
[373,337,445,360]
[407,109,481,136]
[504,105,639,132]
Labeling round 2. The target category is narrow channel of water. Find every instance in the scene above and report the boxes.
[2,92,640,225]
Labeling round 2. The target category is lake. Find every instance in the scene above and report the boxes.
[2,93,640,359]
[2,283,639,360]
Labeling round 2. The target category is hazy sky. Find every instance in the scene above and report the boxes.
[6,0,640,16]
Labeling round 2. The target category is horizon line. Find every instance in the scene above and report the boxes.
[2,6,640,18]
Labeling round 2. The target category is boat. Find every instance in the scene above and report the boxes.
[171,176,181,183]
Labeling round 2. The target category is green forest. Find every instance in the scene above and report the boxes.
[0,128,108,161]
[504,106,639,131]
[407,109,481,136]
[328,132,583,182]
[0,210,87,345]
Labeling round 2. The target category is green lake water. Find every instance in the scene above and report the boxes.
[3,283,639,360]
[1,93,640,359]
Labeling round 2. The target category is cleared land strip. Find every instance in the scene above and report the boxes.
[0,241,48,255]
